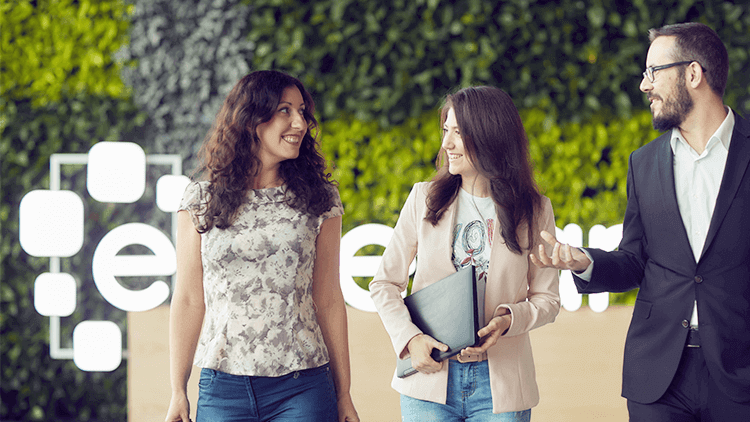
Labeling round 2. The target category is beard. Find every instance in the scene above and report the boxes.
[651,78,694,132]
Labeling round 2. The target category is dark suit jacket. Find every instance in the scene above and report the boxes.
[574,112,750,404]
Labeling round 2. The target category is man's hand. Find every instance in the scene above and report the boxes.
[529,230,592,273]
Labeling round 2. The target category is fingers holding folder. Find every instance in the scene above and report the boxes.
[406,334,449,374]
[461,313,511,356]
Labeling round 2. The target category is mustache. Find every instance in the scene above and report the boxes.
[647,93,662,102]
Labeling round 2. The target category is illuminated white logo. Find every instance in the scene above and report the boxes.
[21,141,625,371]
[340,224,413,312]
[19,142,190,372]
[340,222,624,314]
[91,223,175,312]
[556,224,623,312]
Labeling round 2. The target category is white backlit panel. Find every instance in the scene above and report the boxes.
[587,224,624,313]
[19,190,84,257]
[73,321,122,372]
[340,223,412,312]
[34,272,77,317]
[556,224,584,312]
[87,142,146,203]
[156,175,191,212]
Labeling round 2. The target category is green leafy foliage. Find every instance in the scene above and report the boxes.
[1,94,145,421]
[526,108,661,232]
[320,106,658,307]
[320,111,441,233]
[321,106,659,247]
[120,0,254,166]
[4,1,750,417]
[1,1,144,420]
[247,0,749,126]
[0,0,134,106]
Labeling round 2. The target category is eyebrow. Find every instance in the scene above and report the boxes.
[278,101,305,108]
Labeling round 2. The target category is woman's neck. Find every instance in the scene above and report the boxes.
[461,175,491,198]
[251,169,283,189]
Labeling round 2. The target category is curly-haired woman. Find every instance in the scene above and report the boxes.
[165,70,358,422]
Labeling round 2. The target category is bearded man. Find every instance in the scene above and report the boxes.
[532,22,750,421]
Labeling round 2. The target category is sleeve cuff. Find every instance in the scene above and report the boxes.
[574,248,594,281]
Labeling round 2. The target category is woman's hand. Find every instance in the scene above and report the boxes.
[337,392,360,422]
[406,333,448,374]
[164,392,191,422]
[460,314,511,356]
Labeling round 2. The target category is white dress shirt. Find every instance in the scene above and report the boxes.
[578,108,736,328]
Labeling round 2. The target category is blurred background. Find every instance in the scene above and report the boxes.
[2,0,749,420]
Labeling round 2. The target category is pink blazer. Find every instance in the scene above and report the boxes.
[370,182,560,413]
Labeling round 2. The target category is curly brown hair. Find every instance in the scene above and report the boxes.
[425,86,542,254]
[193,70,336,232]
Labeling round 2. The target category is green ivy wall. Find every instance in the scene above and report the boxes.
[248,0,750,126]
[1,1,143,420]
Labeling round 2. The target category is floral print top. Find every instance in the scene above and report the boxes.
[178,181,344,376]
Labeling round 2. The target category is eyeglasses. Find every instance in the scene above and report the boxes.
[642,61,695,83]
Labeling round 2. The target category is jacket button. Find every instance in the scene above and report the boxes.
[694,275,703,283]
[682,320,689,328]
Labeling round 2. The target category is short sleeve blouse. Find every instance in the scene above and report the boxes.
[178,181,344,376]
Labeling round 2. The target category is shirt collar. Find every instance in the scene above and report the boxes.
[669,107,735,155]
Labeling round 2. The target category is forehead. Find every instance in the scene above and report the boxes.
[280,85,304,104]
[444,107,458,126]
[646,36,676,66]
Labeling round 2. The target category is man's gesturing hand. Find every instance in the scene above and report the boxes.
[529,230,591,273]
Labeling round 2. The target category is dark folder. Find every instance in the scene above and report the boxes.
[396,265,485,378]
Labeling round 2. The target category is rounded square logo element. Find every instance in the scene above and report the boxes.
[87,142,146,203]
[19,190,84,257]
[73,321,122,372]
[156,175,191,212]
[34,272,77,317]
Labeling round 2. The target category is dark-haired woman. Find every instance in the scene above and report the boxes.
[165,70,359,422]
[370,86,560,421]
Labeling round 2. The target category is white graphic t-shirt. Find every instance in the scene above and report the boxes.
[451,188,497,284]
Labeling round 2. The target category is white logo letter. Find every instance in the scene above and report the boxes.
[340,224,414,312]
[92,223,174,311]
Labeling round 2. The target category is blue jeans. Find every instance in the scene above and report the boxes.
[196,363,338,422]
[401,360,531,422]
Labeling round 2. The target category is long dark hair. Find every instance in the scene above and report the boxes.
[194,70,335,232]
[425,86,542,254]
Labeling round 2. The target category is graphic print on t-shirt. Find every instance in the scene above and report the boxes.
[451,189,496,285]
[452,218,494,284]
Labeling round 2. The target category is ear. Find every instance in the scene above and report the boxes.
[686,62,704,89]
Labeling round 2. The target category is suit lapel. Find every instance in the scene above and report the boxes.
[655,134,695,263]
[656,135,680,220]
[700,114,750,260]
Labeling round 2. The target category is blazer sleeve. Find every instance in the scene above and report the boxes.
[499,197,561,337]
[574,152,647,293]
[369,184,423,359]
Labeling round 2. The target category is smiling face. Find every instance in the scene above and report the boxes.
[255,85,307,169]
[442,107,480,182]
[640,36,695,131]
